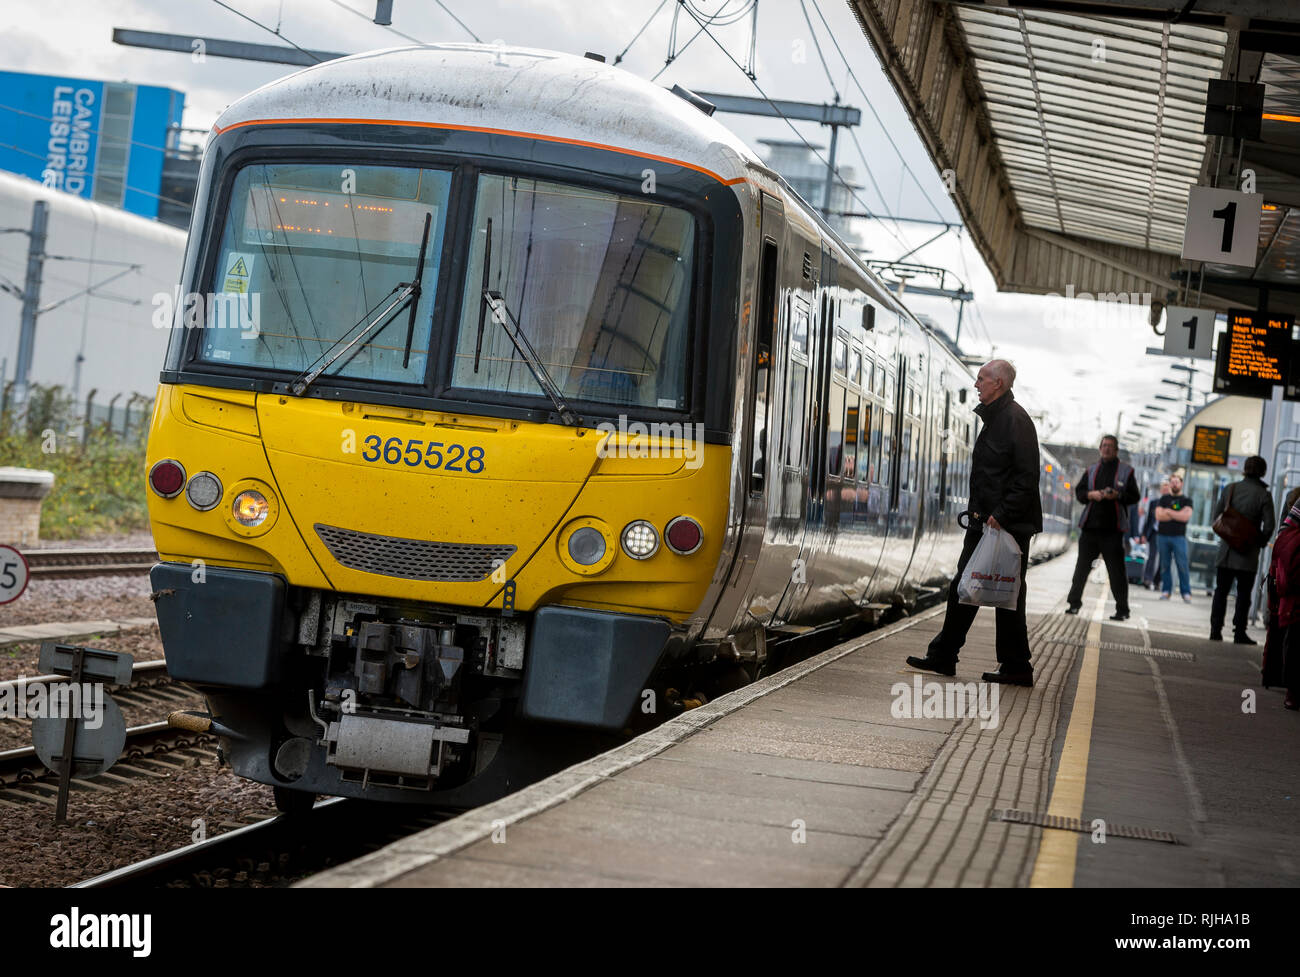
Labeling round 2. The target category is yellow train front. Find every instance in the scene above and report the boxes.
[146,46,745,809]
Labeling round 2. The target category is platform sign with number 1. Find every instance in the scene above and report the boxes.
[0,544,30,605]
[1181,186,1263,267]
[1162,306,1216,360]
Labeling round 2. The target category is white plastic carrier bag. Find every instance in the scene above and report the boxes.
[957,525,1023,611]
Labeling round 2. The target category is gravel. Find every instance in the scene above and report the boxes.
[1,625,165,684]
[0,758,277,888]
[2,574,157,629]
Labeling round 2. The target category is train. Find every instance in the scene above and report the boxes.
[144,43,1072,811]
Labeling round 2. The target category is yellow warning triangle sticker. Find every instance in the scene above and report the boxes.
[228,257,249,277]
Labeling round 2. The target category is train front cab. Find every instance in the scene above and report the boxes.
[144,119,748,804]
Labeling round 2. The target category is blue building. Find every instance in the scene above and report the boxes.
[0,70,185,220]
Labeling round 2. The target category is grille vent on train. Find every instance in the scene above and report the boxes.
[315,524,516,582]
[802,252,813,280]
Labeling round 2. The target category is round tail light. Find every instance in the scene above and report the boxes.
[620,520,659,560]
[664,516,703,555]
[185,471,223,511]
[148,459,186,498]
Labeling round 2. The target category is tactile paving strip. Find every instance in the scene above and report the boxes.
[989,808,1179,844]
[1098,642,1196,661]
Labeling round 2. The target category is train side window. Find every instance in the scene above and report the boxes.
[849,347,862,388]
[833,337,848,376]
[750,240,778,495]
[844,394,859,479]
[827,382,845,477]
[878,410,889,488]
[858,402,873,482]
[791,298,809,355]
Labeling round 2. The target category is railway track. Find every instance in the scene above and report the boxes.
[75,798,455,888]
[0,661,208,805]
[21,548,157,579]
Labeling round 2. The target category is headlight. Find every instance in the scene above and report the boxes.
[567,526,607,566]
[185,472,223,511]
[232,490,270,527]
[621,520,659,560]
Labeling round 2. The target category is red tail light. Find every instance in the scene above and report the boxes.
[664,516,703,555]
[148,459,186,498]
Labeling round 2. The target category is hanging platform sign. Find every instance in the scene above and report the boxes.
[1181,186,1262,267]
[1160,306,1216,360]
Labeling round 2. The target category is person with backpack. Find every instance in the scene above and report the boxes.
[1209,456,1275,643]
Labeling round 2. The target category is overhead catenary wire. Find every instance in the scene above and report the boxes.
[807,0,953,224]
[666,1,909,254]
[614,0,670,64]
[210,0,326,63]
[324,0,480,44]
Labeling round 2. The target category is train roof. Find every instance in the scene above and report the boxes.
[212,43,761,185]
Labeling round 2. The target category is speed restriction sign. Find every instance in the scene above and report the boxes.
[0,544,30,605]
[1162,306,1217,360]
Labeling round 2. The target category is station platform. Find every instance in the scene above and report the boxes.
[300,549,1299,888]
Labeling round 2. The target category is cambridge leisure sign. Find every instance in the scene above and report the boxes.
[1214,309,1294,400]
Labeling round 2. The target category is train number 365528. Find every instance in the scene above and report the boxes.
[361,435,486,473]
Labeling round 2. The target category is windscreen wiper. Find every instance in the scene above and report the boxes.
[481,289,580,427]
[289,211,432,397]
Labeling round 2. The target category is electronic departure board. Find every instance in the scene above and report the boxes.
[1191,425,1231,466]
[1213,308,1294,399]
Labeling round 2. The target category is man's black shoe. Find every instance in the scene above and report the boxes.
[982,666,1034,687]
[1064,605,1081,616]
[1110,611,1129,621]
[906,654,956,677]
[1234,632,1258,646]
[1209,630,1222,641]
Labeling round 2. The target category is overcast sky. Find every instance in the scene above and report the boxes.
[0,0,1207,445]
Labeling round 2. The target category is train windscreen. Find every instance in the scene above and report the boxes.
[199,163,452,385]
[451,173,696,411]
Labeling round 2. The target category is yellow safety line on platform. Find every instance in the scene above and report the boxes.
[1029,593,1106,888]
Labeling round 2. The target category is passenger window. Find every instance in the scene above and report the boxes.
[844,395,859,478]
[858,403,873,482]
[827,383,845,476]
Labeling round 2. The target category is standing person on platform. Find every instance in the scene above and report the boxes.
[1140,480,1170,590]
[1209,456,1275,643]
[1064,435,1141,620]
[1156,473,1194,602]
[905,359,1042,687]
[1266,496,1300,710]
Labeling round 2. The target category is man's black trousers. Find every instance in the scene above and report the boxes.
[1067,529,1128,613]
[926,525,1032,667]
[1210,567,1256,635]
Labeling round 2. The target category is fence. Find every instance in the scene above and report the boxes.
[0,381,154,447]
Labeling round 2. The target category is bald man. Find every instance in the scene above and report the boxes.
[906,359,1043,686]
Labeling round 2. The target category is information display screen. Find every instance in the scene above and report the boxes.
[1213,309,1294,399]
[1191,425,1231,466]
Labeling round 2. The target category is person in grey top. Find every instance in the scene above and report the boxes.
[1210,455,1276,643]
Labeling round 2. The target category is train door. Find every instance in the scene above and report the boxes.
[807,245,836,527]
[700,192,785,635]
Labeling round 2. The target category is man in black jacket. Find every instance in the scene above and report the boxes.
[1065,435,1141,620]
[906,359,1043,686]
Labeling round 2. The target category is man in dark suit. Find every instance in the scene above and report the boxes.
[905,359,1043,687]
[1065,435,1141,620]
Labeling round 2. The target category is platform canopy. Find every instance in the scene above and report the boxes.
[849,0,1300,315]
